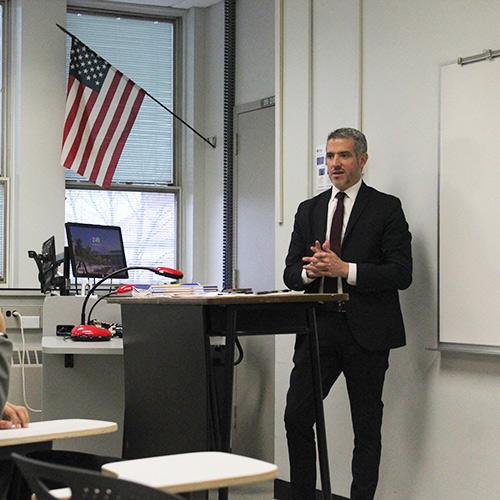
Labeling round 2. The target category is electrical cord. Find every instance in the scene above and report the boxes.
[234,337,244,365]
[12,312,42,413]
[87,291,114,324]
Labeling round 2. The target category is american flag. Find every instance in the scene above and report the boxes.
[61,38,145,188]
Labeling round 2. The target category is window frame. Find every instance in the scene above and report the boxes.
[65,2,184,273]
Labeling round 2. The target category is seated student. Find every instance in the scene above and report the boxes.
[0,312,119,499]
[0,311,29,429]
[0,312,30,500]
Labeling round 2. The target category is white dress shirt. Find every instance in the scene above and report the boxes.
[302,178,362,291]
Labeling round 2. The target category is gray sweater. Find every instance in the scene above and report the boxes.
[0,336,12,413]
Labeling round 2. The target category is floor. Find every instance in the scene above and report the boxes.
[208,480,275,499]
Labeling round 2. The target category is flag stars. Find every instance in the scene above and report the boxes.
[69,40,110,91]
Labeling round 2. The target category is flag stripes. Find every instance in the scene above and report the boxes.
[62,38,145,188]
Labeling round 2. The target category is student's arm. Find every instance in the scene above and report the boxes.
[0,333,12,415]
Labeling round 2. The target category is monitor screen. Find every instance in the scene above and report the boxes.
[65,223,128,279]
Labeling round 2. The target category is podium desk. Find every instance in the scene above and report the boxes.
[110,292,347,500]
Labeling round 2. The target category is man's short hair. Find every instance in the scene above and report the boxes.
[327,128,368,157]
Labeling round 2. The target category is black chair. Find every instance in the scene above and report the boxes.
[11,452,184,500]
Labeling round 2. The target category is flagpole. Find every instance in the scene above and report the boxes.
[57,24,216,149]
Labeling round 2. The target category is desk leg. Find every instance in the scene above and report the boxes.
[307,306,332,499]
[220,305,237,452]
[218,306,237,500]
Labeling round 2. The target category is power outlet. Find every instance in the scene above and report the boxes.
[1,305,43,330]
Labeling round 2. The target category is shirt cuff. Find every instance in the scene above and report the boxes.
[347,263,357,285]
[301,268,316,285]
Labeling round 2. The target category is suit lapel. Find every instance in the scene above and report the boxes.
[343,182,372,246]
[311,188,331,244]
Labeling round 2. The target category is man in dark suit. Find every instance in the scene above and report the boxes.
[284,128,412,500]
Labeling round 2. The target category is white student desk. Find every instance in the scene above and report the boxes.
[50,451,278,499]
[0,419,117,460]
[104,451,278,493]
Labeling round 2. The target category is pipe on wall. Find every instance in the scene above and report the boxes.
[222,0,236,289]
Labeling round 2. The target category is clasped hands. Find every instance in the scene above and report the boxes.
[302,240,349,280]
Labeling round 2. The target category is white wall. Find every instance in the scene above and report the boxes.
[235,0,274,105]
[277,1,500,499]
[199,0,224,287]
[202,0,275,288]
[181,6,207,283]
[8,0,66,288]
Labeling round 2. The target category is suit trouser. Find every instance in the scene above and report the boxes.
[284,311,389,500]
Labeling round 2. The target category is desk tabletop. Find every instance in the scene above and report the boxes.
[0,419,118,447]
[101,451,278,493]
[42,336,123,355]
[109,292,348,306]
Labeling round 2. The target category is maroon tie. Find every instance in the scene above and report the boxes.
[330,191,346,256]
[324,191,345,293]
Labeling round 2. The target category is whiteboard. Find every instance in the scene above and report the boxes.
[439,60,500,347]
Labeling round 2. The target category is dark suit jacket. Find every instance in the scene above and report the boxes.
[284,182,412,351]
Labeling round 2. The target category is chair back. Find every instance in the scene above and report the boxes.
[11,453,183,500]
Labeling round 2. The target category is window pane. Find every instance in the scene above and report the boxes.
[65,12,174,185]
[66,189,177,284]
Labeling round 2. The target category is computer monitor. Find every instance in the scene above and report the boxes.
[65,223,128,279]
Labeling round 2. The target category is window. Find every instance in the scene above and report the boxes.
[65,9,179,284]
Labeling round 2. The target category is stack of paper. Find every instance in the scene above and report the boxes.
[146,283,204,296]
